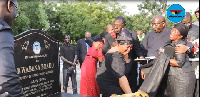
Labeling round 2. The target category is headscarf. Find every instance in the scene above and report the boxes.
[174,23,189,38]
[116,28,133,45]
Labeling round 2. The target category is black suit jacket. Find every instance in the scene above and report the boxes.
[76,38,87,67]
[102,33,115,55]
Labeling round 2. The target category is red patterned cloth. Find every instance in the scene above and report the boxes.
[80,42,104,97]
[110,32,117,39]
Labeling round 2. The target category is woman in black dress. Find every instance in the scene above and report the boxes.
[96,31,133,97]
[167,23,196,97]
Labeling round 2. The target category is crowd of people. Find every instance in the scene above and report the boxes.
[0,0,199,97]
[61,8,199,97]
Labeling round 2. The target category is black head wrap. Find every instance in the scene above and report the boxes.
[174,23,189,38]
[116,28,133,45]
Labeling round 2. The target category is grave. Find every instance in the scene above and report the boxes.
[14,30,60,97]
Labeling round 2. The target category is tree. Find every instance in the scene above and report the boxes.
[125,0,174,35]
[44,1,125,43]
[12,1,49,35]
[192,14,198,22]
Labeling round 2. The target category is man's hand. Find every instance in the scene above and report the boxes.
[0,86,9,97]
[141,71,146,79]
[175,44,189,54]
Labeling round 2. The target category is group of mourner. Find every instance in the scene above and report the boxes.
[0,0,199,97]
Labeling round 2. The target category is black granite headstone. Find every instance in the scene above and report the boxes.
[14,30,60,97]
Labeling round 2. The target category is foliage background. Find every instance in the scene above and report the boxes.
[12,0,198,44]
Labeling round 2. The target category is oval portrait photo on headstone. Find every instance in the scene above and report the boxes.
[33,41,41,54]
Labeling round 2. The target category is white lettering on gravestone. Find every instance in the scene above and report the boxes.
[44,40,50,49]
[21,41,29,50]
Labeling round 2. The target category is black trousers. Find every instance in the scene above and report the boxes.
[63,68,77,94]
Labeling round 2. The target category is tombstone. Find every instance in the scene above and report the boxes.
[14,30,60,97]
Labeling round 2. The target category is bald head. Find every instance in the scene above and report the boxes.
[106,24,114,33]
[85,31,91,38]
[181,12,192,29]
[152,15,166,23]
[151,15,166,33]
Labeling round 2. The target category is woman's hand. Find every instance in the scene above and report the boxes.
[119,76,132,94]
[175,44,189,54]
[170,59,179,67]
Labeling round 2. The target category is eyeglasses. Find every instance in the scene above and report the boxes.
[151,21,164,26]
[113,24,124,27]
[10,1,20,18]
[10,1,18,9]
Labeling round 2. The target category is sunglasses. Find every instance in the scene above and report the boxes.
[10,1,20,18]
[10,1,18,9]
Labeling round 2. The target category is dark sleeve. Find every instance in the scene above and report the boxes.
[111,53,125,79]
[85,38,94,47]
[91,34,101,42]
[174,53,186,68]
[174,43,187,67]
[132,32,143,57]
[0,30,24,97]
[1,79,24,97]
[76,40,81,60]
[142,32,149,50]
[102,34,112,55]
[186,41,194,52]
[59,46,64,56]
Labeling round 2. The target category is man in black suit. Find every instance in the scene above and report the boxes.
[0,0,24,97]
[76,31,91,68]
